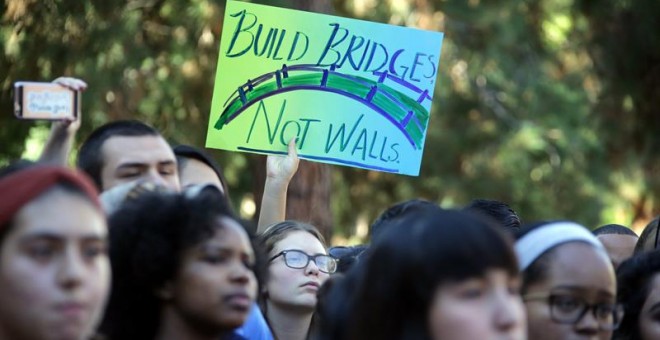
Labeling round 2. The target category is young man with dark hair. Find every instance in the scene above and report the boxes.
[77,120,180,191]
[593,223,638,269]
[35,78,178,192]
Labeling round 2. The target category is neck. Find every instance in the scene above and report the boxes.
[265,300,314,340]
[155,306,231,340]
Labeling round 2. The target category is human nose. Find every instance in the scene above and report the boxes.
[304,257,320,276]
[57,246,85,290]
[144,168,168,188]
[574,306,600,335]
[229,260,253,284]
[493,290,524,334]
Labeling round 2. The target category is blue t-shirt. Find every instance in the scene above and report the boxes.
[233,303,273,340]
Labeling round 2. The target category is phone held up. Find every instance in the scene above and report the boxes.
[13,81,80,120]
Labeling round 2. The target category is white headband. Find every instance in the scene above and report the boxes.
[515,221,605,271]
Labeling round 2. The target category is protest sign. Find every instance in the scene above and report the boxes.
[206,0,443,175]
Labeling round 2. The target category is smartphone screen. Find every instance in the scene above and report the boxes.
[13,82,79,120]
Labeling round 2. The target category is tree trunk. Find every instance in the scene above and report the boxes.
[286,162,333,242]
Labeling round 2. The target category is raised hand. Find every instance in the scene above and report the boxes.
[266,138,300,183]
[258,138,301,233]
[51,77,87,133]
[38,77,87,166]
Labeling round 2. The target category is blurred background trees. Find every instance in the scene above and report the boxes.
[1,0,657,241]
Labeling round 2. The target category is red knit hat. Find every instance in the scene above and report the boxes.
[0,166,101,227]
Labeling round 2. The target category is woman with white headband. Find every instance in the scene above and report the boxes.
[515,221,624,340]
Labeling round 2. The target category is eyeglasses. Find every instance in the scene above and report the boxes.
[269,249,338,274]
[523,293,624,331]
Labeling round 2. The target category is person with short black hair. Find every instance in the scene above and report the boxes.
[101,186,262,340]
[463,198,522,234]
[319,207,525,340]
[614,250,660,340]
[593,224,638,269]
[77,120,179,191]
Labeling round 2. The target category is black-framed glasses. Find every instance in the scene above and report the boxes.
[523,293,624,331]
[269,249,338,274]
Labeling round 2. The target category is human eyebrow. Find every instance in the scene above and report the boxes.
[19,232,64,243]
[286,249,328,256]
[80,234,108,243]
[207,243,254,256]
[199,244,229,254]
[157,161,177,173]
[17,234,62,260]
[22,231,106,242]
[79,236,109,257]
[200,245,256,264]
[552,285,615,299]
[157,160,177,167]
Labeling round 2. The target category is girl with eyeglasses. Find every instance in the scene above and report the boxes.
[516,221,623,340]
[258,221,336,340]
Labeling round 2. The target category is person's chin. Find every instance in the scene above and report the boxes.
[294,296,318,309]
[46,324,90,340]
[495,332,526,340]
[220,313,249,330]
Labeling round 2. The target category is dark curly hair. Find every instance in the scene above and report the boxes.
[100,186,265,339]
[614,250,660,340]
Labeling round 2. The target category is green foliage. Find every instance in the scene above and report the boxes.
[1,0,246,206]
[330,0,657,236]
[1,0,656,238]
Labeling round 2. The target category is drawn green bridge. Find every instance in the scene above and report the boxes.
[213,64,433,149]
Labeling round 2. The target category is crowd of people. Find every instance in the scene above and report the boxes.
[1,77,659,340]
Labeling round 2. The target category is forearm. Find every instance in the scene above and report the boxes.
[39,127,74,166]
[257,177,290,234]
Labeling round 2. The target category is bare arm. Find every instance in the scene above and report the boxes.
[38,77,87,166]
[257,139,299,234]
